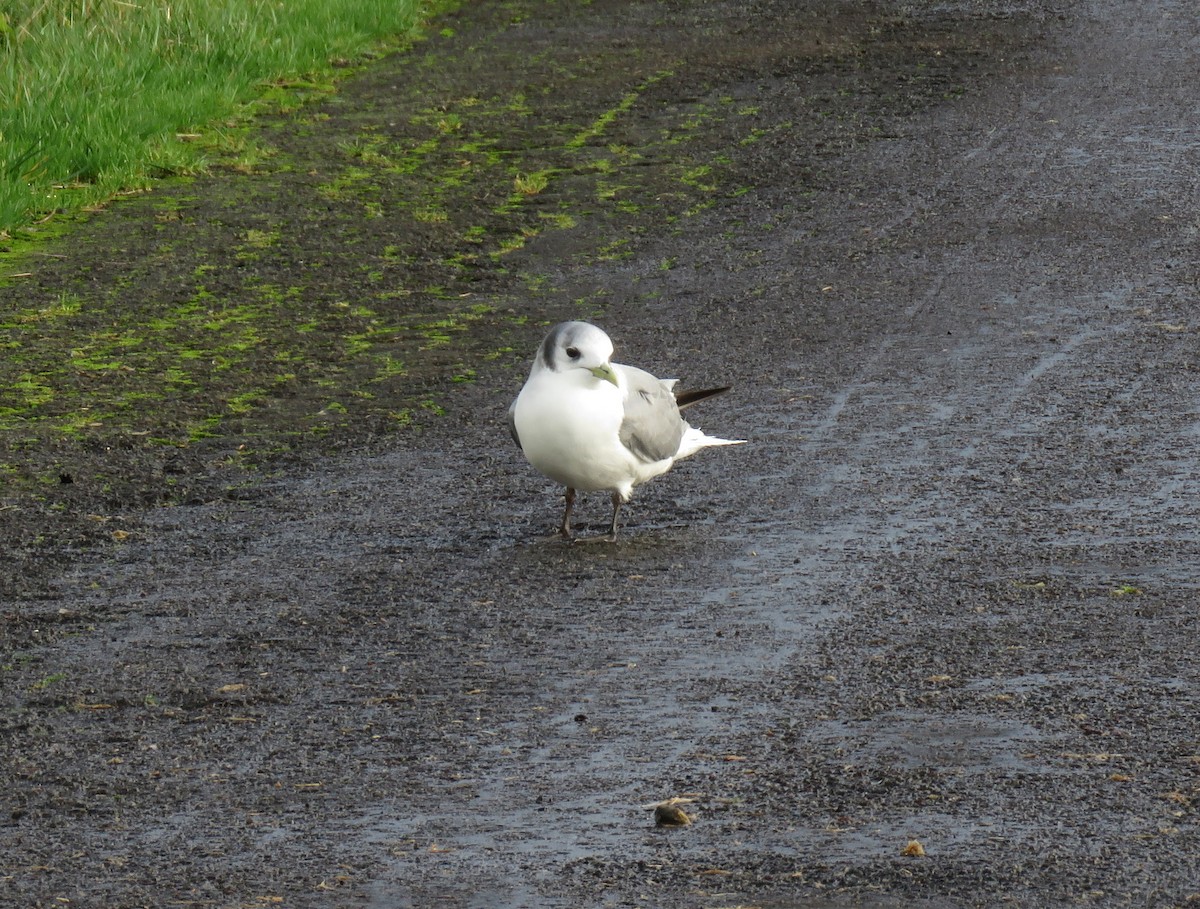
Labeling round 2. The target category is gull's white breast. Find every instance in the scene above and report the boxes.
[512,368,669,496]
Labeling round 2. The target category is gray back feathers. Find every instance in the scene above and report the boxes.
[618,365,685,463]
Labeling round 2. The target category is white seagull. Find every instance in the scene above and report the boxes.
[508,321,745,539]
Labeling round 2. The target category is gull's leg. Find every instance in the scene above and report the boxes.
[559,487,576,538]
[607,492,623,540]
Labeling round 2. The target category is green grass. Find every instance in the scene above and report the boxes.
[0,0,427,235]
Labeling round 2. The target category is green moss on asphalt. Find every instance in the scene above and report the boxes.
[0,0,1003,535]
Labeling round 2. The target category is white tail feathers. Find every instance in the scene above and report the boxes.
[677,426,747,460]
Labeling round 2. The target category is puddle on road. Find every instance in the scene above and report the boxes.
[343,512,868,906]
[804,711,1047,775]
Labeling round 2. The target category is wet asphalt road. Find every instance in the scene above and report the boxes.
[5,0,1200,906]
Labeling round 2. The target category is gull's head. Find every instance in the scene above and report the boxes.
[536,321,618,386]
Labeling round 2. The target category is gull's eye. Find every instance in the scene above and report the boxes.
[565,346,581,359]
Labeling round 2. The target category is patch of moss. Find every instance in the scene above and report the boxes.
[0,0,978,538]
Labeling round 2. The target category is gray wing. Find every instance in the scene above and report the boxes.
[507,398,522,450]
[617,365,685,463]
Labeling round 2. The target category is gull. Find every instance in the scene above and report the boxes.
[508,321,745,539]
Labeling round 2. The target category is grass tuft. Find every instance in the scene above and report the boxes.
[0,0,425,234]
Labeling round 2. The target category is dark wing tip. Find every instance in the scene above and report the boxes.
[506,399,523,450]
[674,386,732,410]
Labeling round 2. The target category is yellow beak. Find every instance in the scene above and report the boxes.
[589,363,619,386]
